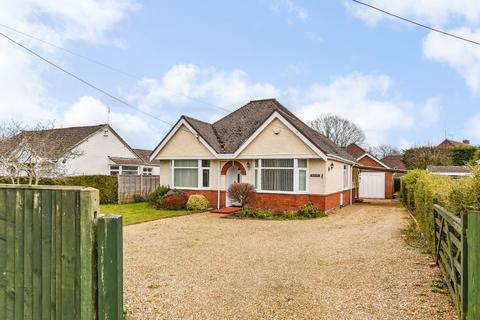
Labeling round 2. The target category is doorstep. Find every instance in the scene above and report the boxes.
[210,207,242,214]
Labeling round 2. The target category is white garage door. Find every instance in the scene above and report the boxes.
[359,172,385,199]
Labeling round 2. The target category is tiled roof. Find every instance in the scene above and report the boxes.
[132,149,160,166]
[1,124,106,158]
[381,154,406,170]
[181,99,355,161]
[438,139,470,148]
[344,143,367,159]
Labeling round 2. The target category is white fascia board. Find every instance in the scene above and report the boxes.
[232,111,327,160]
[356,153,389,168]
[150,118,218,161]
[327,154,356,165]
[236,154,319,159]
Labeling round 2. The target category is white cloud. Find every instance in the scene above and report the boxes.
[270,0,309,22]
[127,64,279,112]
[293,73,437,145]
[347,0,480,27]
[346,1,480,93]
[424,28,480,93]
[62,96,157,139]
[465,113,480,140]
[0,0,138,127]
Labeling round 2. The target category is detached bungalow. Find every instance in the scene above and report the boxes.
[149,99,356,211]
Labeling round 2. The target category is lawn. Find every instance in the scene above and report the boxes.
[99,202,196,225]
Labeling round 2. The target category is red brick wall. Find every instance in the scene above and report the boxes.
[181,189,354,211]
[358,155,394,199]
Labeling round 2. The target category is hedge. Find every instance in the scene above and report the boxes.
[400,166,480,252]
[0,175,118,204]
[450,146,478,166]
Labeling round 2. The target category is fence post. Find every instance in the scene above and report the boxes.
[461,213,468,320]
[468,211,480,320]
[97,214,123,320]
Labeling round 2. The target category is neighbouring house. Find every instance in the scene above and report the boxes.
[381,154,406,177]
[149,99,356,211]
[427,166,473,178]
[344,143,393,199]
[438,138,470,149]
[1,124,159,177]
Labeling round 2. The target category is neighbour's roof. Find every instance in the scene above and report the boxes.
[132,149,160,166]
[438,139,470,148]
[1,124,106,158]
[381,154,406,170]
[179,99,355,161]
[344,143,367,159]
[427,166,471,174]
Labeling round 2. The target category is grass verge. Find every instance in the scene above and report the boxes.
[100,202,197,225]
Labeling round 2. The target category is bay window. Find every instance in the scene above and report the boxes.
[255,159,307,193]
[172,160,210,189]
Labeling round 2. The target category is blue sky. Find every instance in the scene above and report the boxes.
[1,0,480,150]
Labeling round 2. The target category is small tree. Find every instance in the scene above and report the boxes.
[403,145,453,170]
[370,144,400,159]
[309,114,365,147]
[0,121,83,184]
[227,183,255,210]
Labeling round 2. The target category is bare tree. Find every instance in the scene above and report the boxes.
[370,144,400,159]
[0,121,83,184]
[309,114,366,147]
[403,145,452,170]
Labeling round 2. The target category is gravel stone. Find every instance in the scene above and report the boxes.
[123,201,456,320]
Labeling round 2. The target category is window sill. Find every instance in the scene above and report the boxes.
[254,190,309,195]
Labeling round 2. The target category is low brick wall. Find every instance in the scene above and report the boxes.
[181,189,354,211]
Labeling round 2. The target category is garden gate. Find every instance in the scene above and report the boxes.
[0,185,123,320]
[434,204,480,319]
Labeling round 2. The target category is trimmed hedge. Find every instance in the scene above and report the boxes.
[400,166,480,252]
[0,175,118,204]
[451,146,478,166]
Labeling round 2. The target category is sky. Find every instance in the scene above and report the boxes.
[1,0,480,150]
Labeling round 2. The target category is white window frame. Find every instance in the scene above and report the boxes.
[171,159,211,190]
[142,166,153,176]
[254,159,308,194]
[343,164,351,190]
[109,165,120,176]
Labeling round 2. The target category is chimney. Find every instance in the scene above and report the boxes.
[463,139,470,145]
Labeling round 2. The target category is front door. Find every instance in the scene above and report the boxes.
[226,165,242,206]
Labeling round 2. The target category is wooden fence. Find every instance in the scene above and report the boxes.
[434,204,480,319]
[0,184,123,320]
[118,175,160,203]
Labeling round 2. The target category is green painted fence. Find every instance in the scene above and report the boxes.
[0,184,123,320]
[434,204,480,320]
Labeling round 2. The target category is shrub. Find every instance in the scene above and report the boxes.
[162,190,187,210]
[227,183,255,209]
[252,209,273,219]
[148,185,170,208]
[297,202,326,218]
[186,194,209,211]
[133,194,145,203]
[451,146,478,166]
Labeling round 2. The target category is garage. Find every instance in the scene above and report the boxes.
[359,171,385,199]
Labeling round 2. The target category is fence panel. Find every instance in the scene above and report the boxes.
[118,175,160,203]
[468,211,480,320]
[0,184,123,320]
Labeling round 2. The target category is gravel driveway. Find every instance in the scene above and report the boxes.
[123,201,456,320]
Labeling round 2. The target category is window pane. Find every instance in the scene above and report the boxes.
[262,159,294,168]
[122,166,138,171]
[202,169,210,187]
[201,160,210,168]
[254,169,258,189]
[299,170,307,191]
[174,160,198,167]
[110,165,119,170]
[261,168,294,191]
[298,159,307,168]
[174,168,198,188]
